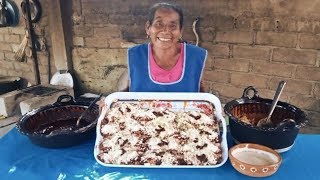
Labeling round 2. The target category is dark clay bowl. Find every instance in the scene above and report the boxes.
[224,86,308,152]
[16,95,99,148]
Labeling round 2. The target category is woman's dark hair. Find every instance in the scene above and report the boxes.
[148,2,184,29]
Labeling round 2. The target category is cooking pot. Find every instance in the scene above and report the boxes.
[224,86,308,152]
[16,95,99,148]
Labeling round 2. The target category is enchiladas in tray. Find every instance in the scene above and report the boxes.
[94,92,228,168]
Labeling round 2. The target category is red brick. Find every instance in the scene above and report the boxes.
[4,52,15,61]
[98,49,127,65]
[85,37,110,48]
[182,27,197,44]
[109,15,136,26]
[314,22,320,34]
[21,72,36,84]
[0,69,8,76]
[314,83,320,99]
[74,25,94,37]
[261,18,297,32]
[230,73,268,89]
[4,34,20,43]
[269,78,313,95]
[233,45,270,60]
[0,60,13,69]
[272,48,317,65]
[251,61,295,77]
[300,34,320,50]
[213,58,249,72]
[203,44,229,58]
[199,28,215,42]
[109,38,125,48]
[0,28,9,34]
[7,70,23,77]
[82,0,131,15]
[72,47,93,59]
[85,14,109,25]
[259,19,274,31]
[303,111,320,128]
[73,37,84,47]
[216,31,252,44]
[10,27,26,35]
[204,56,213,70]
[234,17,251,31]
[93,25,121,38]
[202,81,212,93]
[290,95,320,112]
[296,66,320,81]
[203,70,230,83]
[201,14,234,30]
[212,83,245,99]
[297,21,314,33]
[256,32,297,48]
[0,43,12,51]
[0,51,4,59]
[256,88,290,102]
[122,24,147,41]
[13,62,33,72]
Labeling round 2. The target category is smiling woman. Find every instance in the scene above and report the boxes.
[119,2,208,93]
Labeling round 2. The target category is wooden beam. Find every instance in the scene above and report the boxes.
[48,0,72,72]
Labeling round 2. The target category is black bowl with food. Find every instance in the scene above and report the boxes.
[224,86,308,152]
[16,95,99,148]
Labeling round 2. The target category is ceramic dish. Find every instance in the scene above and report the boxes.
[94,92,228,168]
[229,143,282,177]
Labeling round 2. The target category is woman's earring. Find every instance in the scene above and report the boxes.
[179,36,183,42]
[146,34,150,39]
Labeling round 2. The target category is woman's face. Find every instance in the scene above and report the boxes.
[146,8,183,50]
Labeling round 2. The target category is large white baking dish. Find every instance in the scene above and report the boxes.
[94,92,228,168]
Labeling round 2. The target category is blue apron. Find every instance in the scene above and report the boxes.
[128,43,207,92]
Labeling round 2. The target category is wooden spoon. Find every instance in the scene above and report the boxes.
[257,81,286,128]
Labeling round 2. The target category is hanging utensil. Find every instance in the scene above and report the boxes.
[22,0,40,84]
[0,0,11,27]
[14,30,28,62]
[257,81,286,127]
[0,0,19,27]
[192,17,200,46]
[21,0,41,23]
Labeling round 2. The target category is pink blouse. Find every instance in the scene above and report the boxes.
[149,43,184,83]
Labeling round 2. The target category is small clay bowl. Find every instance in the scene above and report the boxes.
[229,143,282,177]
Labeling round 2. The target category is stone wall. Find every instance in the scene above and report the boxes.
[0,0,319,133]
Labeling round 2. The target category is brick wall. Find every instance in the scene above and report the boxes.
[0,0,319,133]
[0,0,51,85]
[71,0,319,133]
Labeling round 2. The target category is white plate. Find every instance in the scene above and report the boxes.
[94,92,228,168]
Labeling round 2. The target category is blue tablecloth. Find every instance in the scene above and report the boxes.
[0,128,319,180]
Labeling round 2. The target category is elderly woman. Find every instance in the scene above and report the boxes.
[118,2,207,92]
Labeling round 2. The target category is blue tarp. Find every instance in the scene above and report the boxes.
[0,128,319,180]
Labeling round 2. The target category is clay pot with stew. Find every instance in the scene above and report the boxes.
[224,86,308,152]
[16,95,99,148]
